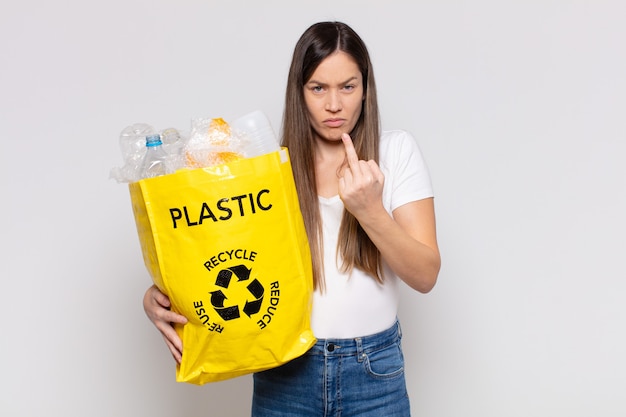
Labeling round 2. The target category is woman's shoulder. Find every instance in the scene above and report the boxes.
[381,129,413,141]
[379,130,434,201]
[379,129,422,160]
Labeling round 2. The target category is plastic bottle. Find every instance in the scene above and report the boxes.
[119,123,156,164]
[230,110,280,158]
[138,134,171,179]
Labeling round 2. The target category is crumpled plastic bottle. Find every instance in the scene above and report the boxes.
[138,134,172,179]
[120,123,156,164]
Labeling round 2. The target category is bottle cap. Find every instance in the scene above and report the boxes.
[145,134,163,147]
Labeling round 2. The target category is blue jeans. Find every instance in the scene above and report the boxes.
[252,320,410,416]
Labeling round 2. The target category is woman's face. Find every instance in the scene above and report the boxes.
[303,51,364,144]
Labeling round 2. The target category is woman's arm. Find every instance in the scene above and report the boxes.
[363,198,440,293]
[143,285,188,363]
[338,133,440,293]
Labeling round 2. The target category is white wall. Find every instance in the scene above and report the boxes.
[1,1,624,416]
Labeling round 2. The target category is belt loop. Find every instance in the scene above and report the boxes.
[356,337,365,362]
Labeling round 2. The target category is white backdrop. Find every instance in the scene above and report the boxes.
[1,1,625,416]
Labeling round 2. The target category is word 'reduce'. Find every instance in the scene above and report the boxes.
[169,189,272,229]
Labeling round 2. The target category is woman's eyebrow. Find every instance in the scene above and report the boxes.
[306,75,359,86]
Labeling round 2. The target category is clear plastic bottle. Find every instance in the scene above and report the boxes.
[231,110,280,158]
[138,134,171,179]
[119,123,156,164]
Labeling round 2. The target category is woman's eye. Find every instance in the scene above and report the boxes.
[343,84,355,91]
[311,86,324,93]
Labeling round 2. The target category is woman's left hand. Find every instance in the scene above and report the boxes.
[337,132,440,293]
[338,133,385,219]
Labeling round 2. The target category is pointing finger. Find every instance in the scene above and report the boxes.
[341,133,360,173]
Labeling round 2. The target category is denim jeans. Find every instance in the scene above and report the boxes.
[252,320,410,416]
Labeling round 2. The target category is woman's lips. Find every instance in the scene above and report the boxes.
[323,118,345,128]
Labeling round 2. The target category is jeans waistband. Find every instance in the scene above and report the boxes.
[308,320,402,358]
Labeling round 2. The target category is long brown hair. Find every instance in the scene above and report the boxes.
[281,21,382,290]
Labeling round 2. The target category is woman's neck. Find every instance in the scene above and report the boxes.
[314,139,346,198]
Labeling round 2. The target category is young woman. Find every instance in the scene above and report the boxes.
[143,21,440,416]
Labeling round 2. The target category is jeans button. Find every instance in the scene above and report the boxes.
[327,343,335,352]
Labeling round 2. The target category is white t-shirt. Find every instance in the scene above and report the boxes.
[311,130,434,339]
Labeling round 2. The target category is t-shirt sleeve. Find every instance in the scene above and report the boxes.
[382,130,434,212]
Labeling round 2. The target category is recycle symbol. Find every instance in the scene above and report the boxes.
[210,265,264,321]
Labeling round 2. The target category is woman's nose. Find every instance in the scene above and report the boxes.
[325,90,342,112]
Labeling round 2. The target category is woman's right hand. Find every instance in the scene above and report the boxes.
[143,285,188,364]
